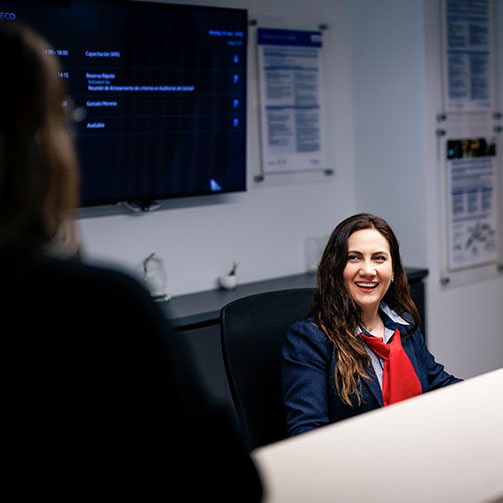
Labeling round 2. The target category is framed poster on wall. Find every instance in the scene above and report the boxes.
[444,134,499,271]
[441,0,496,113]
[256,28,326,175]
[437,0,502,287]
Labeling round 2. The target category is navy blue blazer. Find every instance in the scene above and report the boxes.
[282,307,462,437]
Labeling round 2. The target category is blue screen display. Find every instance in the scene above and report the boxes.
[1,0,248,207]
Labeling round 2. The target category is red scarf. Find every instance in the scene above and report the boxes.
[360,328,422,406]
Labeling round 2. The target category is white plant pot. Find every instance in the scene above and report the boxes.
[219,275,238,290]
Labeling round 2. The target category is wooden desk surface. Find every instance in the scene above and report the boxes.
[252,368,503,503]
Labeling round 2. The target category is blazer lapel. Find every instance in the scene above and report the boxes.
[362,365,384,407]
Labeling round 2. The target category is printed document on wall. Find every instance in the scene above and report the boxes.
[442,0,495,112]
[257,28,325,174]
[445,135,499,270]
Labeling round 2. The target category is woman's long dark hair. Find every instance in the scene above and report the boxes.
[311,213,420,405]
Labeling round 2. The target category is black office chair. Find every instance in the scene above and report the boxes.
[220,287,315,451]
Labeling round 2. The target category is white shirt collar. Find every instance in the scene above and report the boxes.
[355,301,410,340]
[380,302,410,326]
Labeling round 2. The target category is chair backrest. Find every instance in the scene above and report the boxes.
[220,287,315,451]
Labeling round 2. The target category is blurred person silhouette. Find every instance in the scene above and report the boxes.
[0,21,263,501]
[282,213,462,436]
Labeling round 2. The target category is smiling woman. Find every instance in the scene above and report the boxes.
[343,227,394,335]
[281,213,463,437]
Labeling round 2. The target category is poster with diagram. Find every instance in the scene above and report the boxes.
[445,135,499,270]
[257,28,325,174]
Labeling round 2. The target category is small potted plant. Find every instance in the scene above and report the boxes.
[219,261,239,290]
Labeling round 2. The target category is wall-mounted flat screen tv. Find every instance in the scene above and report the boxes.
[1,0,248,208]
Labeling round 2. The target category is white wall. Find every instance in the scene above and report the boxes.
[347,0,503,379]
[79,0,355,294]
[421,0,503,379]
[78,0,503,379]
